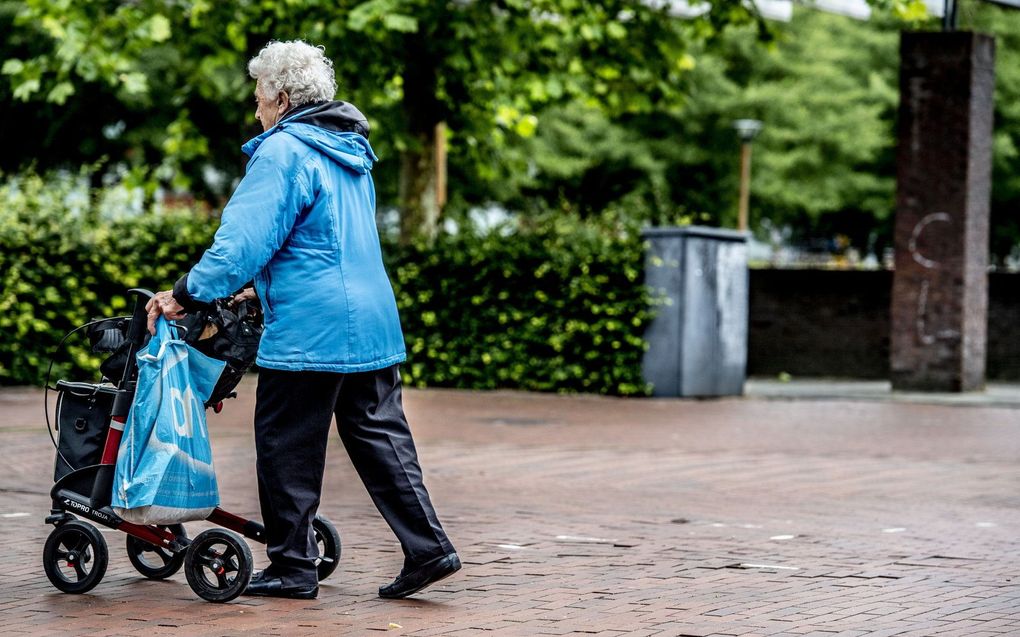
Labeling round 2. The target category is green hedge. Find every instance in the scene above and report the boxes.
[0,174,652,395]
[387,214,653,395]
[0,173,215,385]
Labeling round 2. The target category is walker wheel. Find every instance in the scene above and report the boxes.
[126,524,187,579]
[184,528,252,603]
[313,515,341,581]
[43,520,109,594]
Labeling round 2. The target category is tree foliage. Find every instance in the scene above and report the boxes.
[961,2,1020,259]
[499,8,903,248]
[730,10,901,246]
[476,3,1019,256]
[0,0,758,239]
[3,0,1016,254]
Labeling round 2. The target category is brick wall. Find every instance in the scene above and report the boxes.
[748,269,1020,380]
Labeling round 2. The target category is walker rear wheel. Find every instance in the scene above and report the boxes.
[313,515,341,581]
[43,520,109,594]
[184,528,252,603]
[126,524,187,579]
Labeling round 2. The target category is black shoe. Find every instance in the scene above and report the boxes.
[379,552,461,599]
[244,571,319,599]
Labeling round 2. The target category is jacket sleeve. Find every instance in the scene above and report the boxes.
[174,147,313,310]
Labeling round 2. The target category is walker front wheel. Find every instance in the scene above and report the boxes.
[184,528,252,603]
[43,520,109,594]
[126,524,187,579]
[313,515,341,581]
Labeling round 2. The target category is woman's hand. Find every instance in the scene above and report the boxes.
[145,290,187,335]
[231,287,258,307]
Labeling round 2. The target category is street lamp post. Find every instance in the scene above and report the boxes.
[733,119,763,232]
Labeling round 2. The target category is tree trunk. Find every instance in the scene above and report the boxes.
[398,31,444,245]
[398,129,440,244]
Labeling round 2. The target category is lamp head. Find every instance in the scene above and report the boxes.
[734,118,764,143]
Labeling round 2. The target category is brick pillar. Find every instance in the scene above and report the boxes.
[890,32,995,392]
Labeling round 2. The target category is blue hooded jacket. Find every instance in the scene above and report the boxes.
[173,101,406,373]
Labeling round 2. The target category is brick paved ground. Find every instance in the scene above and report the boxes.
[1,378,1018,636]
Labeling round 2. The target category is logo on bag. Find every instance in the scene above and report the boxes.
[169,384,204,438]
[160,346,206,440]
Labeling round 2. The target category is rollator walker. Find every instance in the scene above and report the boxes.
[43,289,341,602]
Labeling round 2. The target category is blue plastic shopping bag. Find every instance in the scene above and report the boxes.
[111,316,226,524]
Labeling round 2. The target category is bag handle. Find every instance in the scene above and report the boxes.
[148,316,190,353]
[147,316,170,355]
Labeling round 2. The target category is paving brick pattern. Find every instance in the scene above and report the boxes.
[1,381,1018,636]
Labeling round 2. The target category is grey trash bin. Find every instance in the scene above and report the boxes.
[641,226,749,397]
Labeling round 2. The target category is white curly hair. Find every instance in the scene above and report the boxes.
[248,40,337,107]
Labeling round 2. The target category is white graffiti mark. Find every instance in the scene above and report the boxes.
[916,279,961,345]
[910,212,960,345]
[909,212,952,269]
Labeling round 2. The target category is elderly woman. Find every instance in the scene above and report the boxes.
[146,40,459,600]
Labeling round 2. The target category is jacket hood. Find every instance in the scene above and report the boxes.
[283,100,370,138]
[241,100,378,174]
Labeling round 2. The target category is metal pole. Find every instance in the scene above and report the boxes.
[737,142,752,232]
[942,0,958,31]
[434,121,447,211]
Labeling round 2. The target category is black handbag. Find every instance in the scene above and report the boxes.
[53,381,117,481]
[176,297,263,406]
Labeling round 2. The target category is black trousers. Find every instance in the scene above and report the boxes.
[254,364,455,588]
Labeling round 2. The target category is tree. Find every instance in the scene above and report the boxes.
[734,9,901,247]
[962,2,1020,262]
[1,0,759,241]
[491,7,919,252]
[678,3,1020,256]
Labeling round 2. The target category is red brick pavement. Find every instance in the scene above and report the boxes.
[1,379,1018,636]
